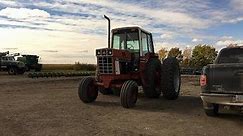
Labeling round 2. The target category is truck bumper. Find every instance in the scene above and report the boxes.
[200,93,243,106]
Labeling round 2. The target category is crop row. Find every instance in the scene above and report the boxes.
[28,71,95,78]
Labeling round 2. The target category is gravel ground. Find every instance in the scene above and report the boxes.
[0,74,243,136]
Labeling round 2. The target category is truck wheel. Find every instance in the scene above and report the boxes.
[143,58,161,98]
[78,77,98,103]
[8,67,17,75]
[161,57,181,100]
[120,80,138,108]
[204,103,219,117]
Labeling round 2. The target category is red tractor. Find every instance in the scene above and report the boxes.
[78,15,181,108]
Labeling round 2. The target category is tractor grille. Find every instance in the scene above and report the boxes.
[98,57,113,74]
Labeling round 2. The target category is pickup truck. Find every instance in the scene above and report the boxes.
[200,46,243,116]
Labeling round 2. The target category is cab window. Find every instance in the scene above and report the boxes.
[126,32,139,52]
[147,34,153,53]
[141,32,148,55]
[113,33,125,50]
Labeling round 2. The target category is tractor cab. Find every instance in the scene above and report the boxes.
[111,27,154,55]
[96,27,157,75]
[111,27,155,71]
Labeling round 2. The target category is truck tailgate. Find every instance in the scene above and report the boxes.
[208,63,243,94]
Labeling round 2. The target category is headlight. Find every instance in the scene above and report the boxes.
[96,50,101,55]
[108,50,112,55]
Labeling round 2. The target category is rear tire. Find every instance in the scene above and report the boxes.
[8,67,17,75]
[161,57,181,100]
[120,80,138,108]
[143,58,161,98]
[204,103,219,117]
[78,77,98,103]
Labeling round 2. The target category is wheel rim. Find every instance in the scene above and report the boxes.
[173,68,180,93]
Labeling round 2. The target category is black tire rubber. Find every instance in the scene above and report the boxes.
[99,88,113,95]
[204,104,219,117]
[8,67,17,75]
[143,58,161,98]
[17,69,25,75]
[120,80,138,108]
[161,57,181,100]
[78,77,98,103]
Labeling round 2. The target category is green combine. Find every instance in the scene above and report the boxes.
[17,55,42,72]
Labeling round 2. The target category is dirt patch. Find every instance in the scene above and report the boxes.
[0,75,243,136]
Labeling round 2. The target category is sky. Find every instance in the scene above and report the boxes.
[0,0,243,64]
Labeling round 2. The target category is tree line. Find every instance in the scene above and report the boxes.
[158,44,220,68]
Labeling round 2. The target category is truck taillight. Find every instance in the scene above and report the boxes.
[200,75,207,86]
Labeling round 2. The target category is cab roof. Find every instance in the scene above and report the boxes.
[111,26,151,34]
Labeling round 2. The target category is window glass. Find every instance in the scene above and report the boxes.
[218,48,243,63]
[147,34,153,53]
[141,32,148,55]
[126,32,139,53]
[113,33,125,49]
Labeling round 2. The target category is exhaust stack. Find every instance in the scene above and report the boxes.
[104,15,111,48]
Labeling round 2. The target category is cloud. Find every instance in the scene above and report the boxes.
[215,39,243,47]
[160,33,173,39]
[192,38,202,42]
[222,17,243,23]
[0,0,242,63]
[230,0,243,11]
[0,7,50,19]
[0,0,18,7]
[42,50,59,53]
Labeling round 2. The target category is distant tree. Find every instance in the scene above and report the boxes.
[158,48,168,60]
[168,47,182,58]
[227,43,238,48]
[181,58,190,67]
[190,44,217,68]
[182,47,192,60]
[181,47,192,67]
[168,47,183,62]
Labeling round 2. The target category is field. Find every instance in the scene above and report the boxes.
[0,73,243,136]
[42,64,96,71]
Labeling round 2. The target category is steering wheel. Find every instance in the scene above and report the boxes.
[127,44,134,50]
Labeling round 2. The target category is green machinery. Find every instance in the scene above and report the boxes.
[17,55,42,72]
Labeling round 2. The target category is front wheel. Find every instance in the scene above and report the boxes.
[120,80,138,108]
[78,77,98,103]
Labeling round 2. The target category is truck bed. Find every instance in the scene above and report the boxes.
[206,63,243,94]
